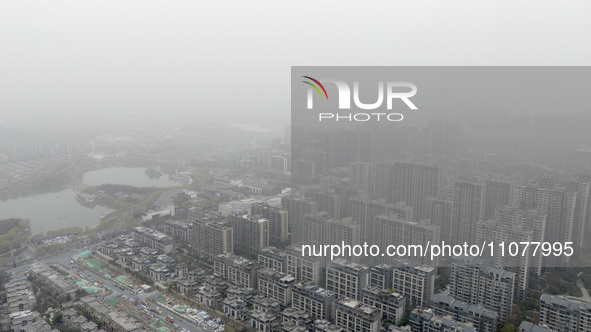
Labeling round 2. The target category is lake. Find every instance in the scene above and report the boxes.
[0,189,113,234]
[0,167,180,234]
[83,167,180,187]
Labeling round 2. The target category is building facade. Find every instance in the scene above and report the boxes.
[325,259,369,300]
[334,297,382,332]
[391,259,435,307]
[292,283,336,321]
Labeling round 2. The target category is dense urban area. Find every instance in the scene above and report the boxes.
[2,115,591,332]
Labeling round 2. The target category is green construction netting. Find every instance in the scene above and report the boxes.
[105,298,121,306]
[75,251,91,259]
[85,258,106,271]
[150,320,169,332]
[174,305,190,312]
[115,275,132,284]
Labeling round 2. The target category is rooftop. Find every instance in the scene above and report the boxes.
[335,297,380,316]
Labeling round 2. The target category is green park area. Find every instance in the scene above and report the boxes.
[0,219,31,255]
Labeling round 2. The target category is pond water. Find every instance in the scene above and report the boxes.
[1,167,180,234]
[0,189,113,234]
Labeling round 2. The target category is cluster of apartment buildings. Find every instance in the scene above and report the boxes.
[61,307,104,332]
[77,296,148,332]
[1,275,57,332]
[28,263,77,300]
[300,160,590,258]
[98,232,191,285]
[13,262,156,332]
[131,209,523,332]
[60,160,591,331]
[187,244,444,332]
[203,242,525,331]
[158,204,289,263]
[279,160,591,330]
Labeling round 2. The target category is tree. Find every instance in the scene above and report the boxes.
[52,312,63,325]
[75,289,86,298]
[173,193,190,206]
[505,304,523,328]
[519,297,540,311]
[500,324,517,332]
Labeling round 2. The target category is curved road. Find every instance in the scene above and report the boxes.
[175,162,193,185]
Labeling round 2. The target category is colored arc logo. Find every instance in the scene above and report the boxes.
[302,76,329,100]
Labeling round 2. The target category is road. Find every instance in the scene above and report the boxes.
[88,144,96,158]
[53,161,78,176]
[151,301,223,332]
[175,162,193,185]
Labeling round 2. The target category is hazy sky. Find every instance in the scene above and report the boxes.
[1,1,590,129]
